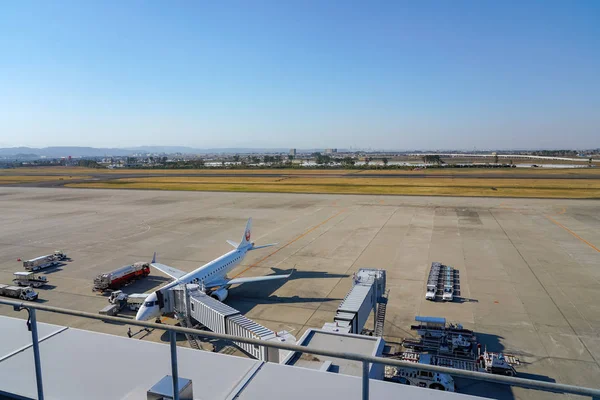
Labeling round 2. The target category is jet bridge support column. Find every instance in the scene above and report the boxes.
[170,330,179,400]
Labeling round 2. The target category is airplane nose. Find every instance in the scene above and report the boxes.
[136,306,149,321]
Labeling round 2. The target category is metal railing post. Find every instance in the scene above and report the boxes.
[29,308,44,400]
[362,360,369,400]
[170,330,179,400]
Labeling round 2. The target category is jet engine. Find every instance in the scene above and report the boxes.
[211,288,228,302]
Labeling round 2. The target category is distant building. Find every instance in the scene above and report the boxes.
[289,149,296,156]
[325,148,337,154]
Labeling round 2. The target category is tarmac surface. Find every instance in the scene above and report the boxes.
[0,187,598,399]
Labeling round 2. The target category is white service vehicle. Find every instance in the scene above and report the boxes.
[125,293,150,311]
[12,272,49,288]
[23,250,68,271]
[0,284,38,301]
[480,351,517,376]
[108,290,150,311]
[425,284,437,301]
[442,285,454,301]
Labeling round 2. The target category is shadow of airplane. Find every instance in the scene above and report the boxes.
[121,276,171,294]
[227,268,349,315]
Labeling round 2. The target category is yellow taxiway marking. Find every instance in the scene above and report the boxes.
[232,209,347,278]
[546,214,599,253]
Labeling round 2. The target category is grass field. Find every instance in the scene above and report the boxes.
[2,166,600,176]
[65,176,600,198]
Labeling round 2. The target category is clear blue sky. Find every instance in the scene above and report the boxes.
[1,1,598,150]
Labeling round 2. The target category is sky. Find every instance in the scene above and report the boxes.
[0,1,599,150]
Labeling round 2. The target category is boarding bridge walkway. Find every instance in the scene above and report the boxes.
[167,284,294,362]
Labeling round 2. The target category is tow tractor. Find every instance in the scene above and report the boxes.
[13,271,49,288]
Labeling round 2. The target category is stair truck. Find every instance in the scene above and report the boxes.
[0,284,38,301]
[12,272,49,288]
[93,262,150,292]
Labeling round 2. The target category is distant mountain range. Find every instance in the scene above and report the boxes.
[0,146,297,158]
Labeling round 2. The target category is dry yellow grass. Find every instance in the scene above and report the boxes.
[354,168,600,176]
[2,166,599,177]
[65,176,600,198]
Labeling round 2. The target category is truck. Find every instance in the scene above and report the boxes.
[93,262,150,292]
[23,250,68,271]
[442,284,454,301]
[425,284,437,301]
[108,290,150,311]
[12,272,49,288]
[0,284,38,301]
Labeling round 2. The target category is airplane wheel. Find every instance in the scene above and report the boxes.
[430,383,445,390]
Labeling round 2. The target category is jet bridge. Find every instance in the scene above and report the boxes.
[331,268,387,336]
[166,284,294,362]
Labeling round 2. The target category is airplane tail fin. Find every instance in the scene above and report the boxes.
[152,252,157,263]
[229,218,277,250]
[240,218,253,249]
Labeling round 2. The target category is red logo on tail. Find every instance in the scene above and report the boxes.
[245,229,251,241]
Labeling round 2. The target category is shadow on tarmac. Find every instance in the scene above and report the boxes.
[227,267,349,314]
[120,275,170,294]
[454,297,479,304]
[40,262,68,274]
[457,332,555,399]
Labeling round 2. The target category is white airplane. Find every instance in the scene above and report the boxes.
[136,218,292,321]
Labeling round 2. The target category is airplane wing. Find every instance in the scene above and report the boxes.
[205,272,293,289]
[150,252,187,280]
[150,262,187,280]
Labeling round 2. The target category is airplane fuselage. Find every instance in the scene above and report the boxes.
[136,245,250,320]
